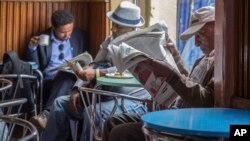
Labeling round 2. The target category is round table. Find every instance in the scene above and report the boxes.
[142,108,250,138]
[96,76,141,87]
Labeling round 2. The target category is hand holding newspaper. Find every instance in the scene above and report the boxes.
[108,21,180,107]
[111,20,179,73]
[57,52,93,74]
[65,60,83,73]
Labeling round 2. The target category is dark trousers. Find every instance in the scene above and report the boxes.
[44,71,76,111]
[103,113,145,141]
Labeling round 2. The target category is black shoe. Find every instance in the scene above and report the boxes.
[29,111,49,132]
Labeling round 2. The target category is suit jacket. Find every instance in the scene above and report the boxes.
[26,27,89,72]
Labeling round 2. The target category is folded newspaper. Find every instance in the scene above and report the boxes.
[51,51,93,74]
[108,21,179,107]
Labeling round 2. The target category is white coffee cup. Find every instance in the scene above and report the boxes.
[39,34,50,46]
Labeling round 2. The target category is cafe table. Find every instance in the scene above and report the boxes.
[142,108,250,139]
[96,75,141,87]
[95,75,146,111]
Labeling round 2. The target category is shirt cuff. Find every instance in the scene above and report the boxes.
[28,45,37,53]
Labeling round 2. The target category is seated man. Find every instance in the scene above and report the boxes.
[43,1,150,141]
[103,6,215,141]
[26,10,89,131]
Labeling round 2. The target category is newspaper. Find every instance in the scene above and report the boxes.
[55,51,93,74]
[111,20,179,73]
[65,60,83,73]
[107,21,179,107]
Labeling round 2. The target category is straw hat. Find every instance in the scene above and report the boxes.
[106,1,145,27]
[180,6,215,40]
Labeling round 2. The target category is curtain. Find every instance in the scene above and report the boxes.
[177,0,215,70]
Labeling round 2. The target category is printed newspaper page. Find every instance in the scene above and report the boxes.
[108,21,180,106]
[128,62,177,107]
[108,43,178,107]
[56,51,93,74]
[111,21,179,73]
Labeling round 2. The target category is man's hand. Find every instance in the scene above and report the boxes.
[164,39,179,56]
[29,36,40,48]
[69,89,82,112]
[75,66,95,81]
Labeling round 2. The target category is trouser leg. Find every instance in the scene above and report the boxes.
[103,113,141,141]
[43,96,71,141]
[110,122,145,141]
[43,95,83,141]
[45,72,76,110]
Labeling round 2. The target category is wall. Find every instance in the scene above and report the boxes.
[0,0,110,59]
[149,0,177,43]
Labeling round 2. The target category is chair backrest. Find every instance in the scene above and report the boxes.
[79,87,152,141]
[0,51,38,115]
[0,99,39,141]
[0,74,39,116]
[0,78,12,92]
[0,78,39,141]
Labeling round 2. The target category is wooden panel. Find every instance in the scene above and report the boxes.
[20,2,28,56]
[215,0,238,107]
[1,0,109,2]
[0,2,7,55]
[214,0,225,106]
[0,0,110,60]
[233,0,250,108]
[88,2,110,57]
[13,2,20,54]
[6,2,14,51]
[215,0,250,109]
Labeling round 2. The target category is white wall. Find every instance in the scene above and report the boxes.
[110,0,177,43]
[149,0,177,44]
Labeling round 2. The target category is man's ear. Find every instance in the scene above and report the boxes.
[51,26,55,34]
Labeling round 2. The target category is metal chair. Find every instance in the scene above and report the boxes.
[0,78,12,92]
[0,98,39,141]
[0,74,40,116]
[0,78,39,141]
[0,115,39,141]
[79,87,152,141]
[142,126,185,141]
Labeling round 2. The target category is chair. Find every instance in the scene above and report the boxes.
[0,74,40,117]
[0,78,39,141]
[142,126,184,141]
[0,98,39,141]
[0,115,39,141]
[0,78,12,92]
[79,87,152,141]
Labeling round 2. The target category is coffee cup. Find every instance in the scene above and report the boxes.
[39,34,50,46]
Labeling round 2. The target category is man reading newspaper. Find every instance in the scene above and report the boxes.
[104,6,215,141]
[108,21,183,107]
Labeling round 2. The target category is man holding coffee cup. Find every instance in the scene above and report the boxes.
[26,9,89,131]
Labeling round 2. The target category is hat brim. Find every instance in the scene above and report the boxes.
[180,23,206,40]
[106,11,145,28]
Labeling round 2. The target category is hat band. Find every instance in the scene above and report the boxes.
[112,13,141,25]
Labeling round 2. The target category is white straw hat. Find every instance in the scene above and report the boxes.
[106,1,145,27]
[180,6,215,40]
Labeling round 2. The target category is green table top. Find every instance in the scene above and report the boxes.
[96,76,141,87]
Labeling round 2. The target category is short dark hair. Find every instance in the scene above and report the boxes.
[51,10,74,28]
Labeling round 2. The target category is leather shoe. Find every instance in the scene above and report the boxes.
[29,113,48,132]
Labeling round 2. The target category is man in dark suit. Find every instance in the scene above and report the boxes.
[26,10,89,131]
